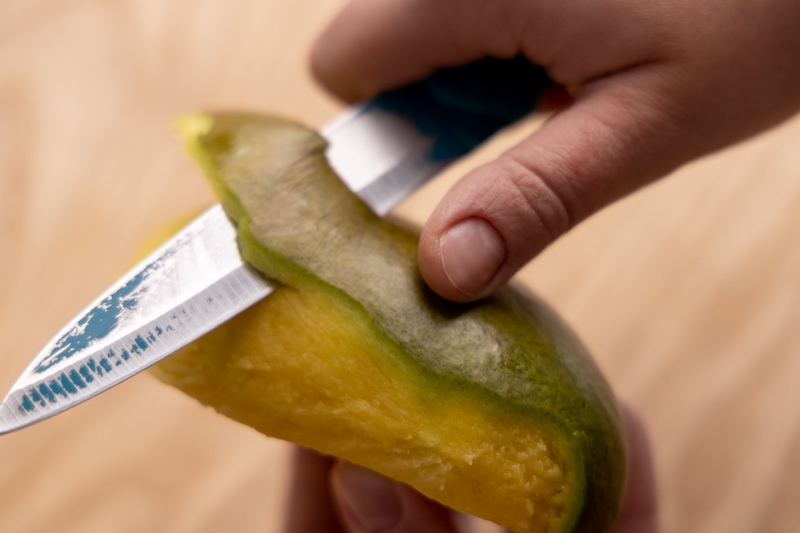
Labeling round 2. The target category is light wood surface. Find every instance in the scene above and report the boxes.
[2,1,800,532]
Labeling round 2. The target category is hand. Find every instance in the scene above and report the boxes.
[311,0,800,302]
[283,404,656,533]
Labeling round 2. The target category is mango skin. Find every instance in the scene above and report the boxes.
[151,112,626,532]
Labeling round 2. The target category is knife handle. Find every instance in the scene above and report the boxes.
[371,55,550,161]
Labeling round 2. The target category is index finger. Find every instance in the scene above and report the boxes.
[310,0,524,101]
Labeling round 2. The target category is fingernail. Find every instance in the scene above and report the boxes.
[440,218,506,297]
[337,464,402,532]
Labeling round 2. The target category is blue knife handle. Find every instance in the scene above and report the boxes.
[371,55,550,161]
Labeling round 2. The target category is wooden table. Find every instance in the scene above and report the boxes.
[2,1,799,531]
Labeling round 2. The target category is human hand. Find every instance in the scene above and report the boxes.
[311,0,800,302]
[283,404,656,533]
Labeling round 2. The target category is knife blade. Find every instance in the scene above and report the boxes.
[0,56,549,434]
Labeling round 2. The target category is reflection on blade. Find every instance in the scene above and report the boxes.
[0,205,273,434]
[322,105,445,216]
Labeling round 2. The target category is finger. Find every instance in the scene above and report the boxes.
[311,0,690,302]
[284,447,346,533]
[331,462,457,533]
[613,403,659,533]
[418,69,694,301]
[310,0,518,102]
[314,0,800,301]
[310,0,664,102]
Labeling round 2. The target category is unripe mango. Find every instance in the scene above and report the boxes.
[151,113,626,532]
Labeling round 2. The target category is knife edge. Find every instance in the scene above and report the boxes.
[0,206,273,434]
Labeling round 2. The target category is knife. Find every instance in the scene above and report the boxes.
[0,56,549,435]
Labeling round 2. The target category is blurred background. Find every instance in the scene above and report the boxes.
[1,1,800,531]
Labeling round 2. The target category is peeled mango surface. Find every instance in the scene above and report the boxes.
[150,112,626,533]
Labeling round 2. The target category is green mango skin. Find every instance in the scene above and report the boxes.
[178,112,626,532]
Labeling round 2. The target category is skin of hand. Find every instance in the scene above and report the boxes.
[311,0,800,302]
[295,0,797,529]
[284,404,657,533]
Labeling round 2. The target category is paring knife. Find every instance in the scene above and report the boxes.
[0,56,549,435]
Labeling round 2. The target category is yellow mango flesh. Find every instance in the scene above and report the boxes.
[150,112,625,533]
[154,283,572,532]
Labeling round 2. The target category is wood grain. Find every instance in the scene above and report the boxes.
[2,1,799,532]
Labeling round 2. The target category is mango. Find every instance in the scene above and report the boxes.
[150,113,626,532]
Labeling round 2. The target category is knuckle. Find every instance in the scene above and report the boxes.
[498,153,575,251]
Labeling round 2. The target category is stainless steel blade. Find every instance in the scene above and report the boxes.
[323,105,445,216]
[0,205,272,434]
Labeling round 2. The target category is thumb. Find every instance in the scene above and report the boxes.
[419,71,693,302]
